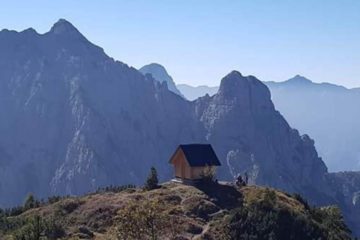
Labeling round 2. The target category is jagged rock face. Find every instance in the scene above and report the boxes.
[139,63,184,98]
[0,20,203,206]
[178,76,360,172]
[194,72,329,203]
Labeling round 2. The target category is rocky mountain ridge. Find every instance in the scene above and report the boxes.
[177,75,360,172]
[0,19,202,205]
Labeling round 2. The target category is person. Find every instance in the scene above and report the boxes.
[244,172,249,185]
[235,174,244,187]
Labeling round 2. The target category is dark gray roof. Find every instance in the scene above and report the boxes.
[178,144,221,167]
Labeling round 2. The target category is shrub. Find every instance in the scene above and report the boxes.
[292,193,310,210]
[117,199,166,240]
[200,165,216,183]
[95,184,136,194]
[11,215,65,240]
[221,197,352,240]
[259,188,277,209]
[56,199,83,215]
[43,217,66,239]
[47,196,62,204]
[313,206,352,239]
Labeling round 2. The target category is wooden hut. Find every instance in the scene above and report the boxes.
[169,144,221,181]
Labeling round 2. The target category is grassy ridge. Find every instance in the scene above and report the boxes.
[0,182,352,239]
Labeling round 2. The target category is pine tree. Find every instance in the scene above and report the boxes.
[144,167,159,190]
[24,193,36,210]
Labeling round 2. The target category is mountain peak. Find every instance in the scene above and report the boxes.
[139,63,184,97]
[286,75,313,85]
[139,63,169,78]
[227,70,243,78]
[143,63,166,70]
[49,19,81,36]
[22,28,38,34]
[217,71,273,110]
[219,70,262,94]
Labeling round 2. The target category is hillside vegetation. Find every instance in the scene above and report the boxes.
[0,182,352,240]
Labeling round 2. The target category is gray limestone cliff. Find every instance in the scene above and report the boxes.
[0,19,203,205]
[194,72,330,203]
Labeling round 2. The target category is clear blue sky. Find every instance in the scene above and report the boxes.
[1,0,359,87]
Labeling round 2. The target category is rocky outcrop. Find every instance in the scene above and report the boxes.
[193,72,331,203]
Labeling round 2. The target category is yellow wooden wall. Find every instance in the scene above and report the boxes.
[171,149,211,180]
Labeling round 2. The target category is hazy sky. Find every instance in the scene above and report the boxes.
[0,0,359,87]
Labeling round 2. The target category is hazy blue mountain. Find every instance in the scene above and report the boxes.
[178,75,360,172]
[139,63,184,97]
[0,19,359,236]
[266,75,360,172]
[177,84,218,101]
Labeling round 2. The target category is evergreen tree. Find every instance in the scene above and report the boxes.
[144,167,159,190]
[24,194,36,210]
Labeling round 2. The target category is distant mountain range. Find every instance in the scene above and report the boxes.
[177,84,218,100]
[175,74,360,172]
[266,76,360,172]
[177,84,218,101]
[0,19,359,236]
